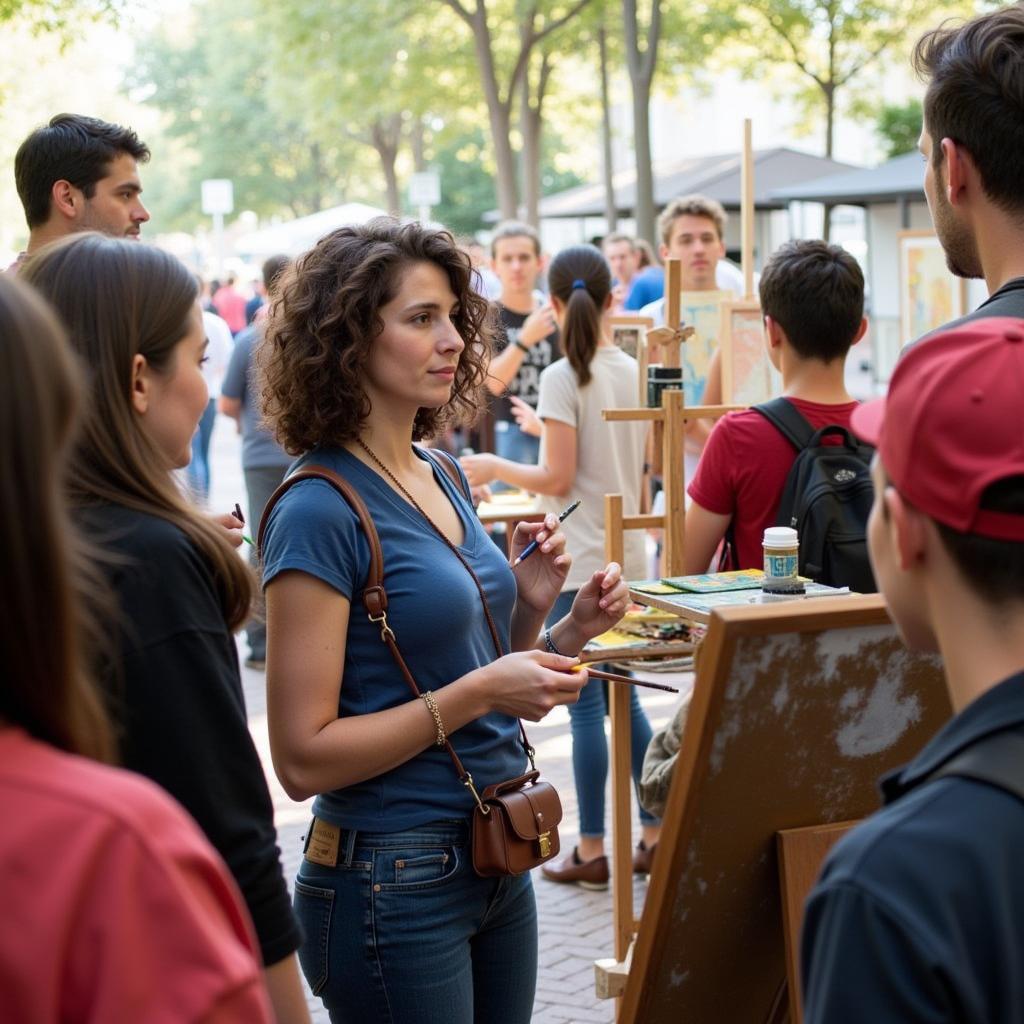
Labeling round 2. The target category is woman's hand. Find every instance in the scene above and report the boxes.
[460,452,500,487]
[567,563,630,642]
[211,511,245,549]
[509,396,543,438]
[511,514,570,613]
[472,650,586,721]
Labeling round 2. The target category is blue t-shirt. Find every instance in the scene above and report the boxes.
[261,446,525,831]
[220,325,292,471]
[623,266,665,310]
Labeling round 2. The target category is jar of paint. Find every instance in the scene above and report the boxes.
[647,365,683,408]
[762,527,804,594]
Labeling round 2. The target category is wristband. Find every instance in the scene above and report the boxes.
[543,628,566,657]
[514,339,531,355]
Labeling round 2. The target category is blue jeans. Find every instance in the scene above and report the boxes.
[547,591,658,837]
[294,819,537,1023]
[492,420,540,493]
[186,399,217,500]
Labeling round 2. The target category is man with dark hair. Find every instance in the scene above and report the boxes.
[911,4,1024,333]
[485,220,560,471]
[682,239,866,573]
[219,254,292,670]
[11,114,150,267]
[801,317,1024,1021]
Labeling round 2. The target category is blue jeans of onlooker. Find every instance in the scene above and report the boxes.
[186,399,217,500]
[547,591,657,837]
[293,819,537,1023]
[493,419,540,493]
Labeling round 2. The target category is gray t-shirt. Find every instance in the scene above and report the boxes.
[536,347,648,591]
[220,325,292,471]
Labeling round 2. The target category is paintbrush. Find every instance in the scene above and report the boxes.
[572,664,679,693]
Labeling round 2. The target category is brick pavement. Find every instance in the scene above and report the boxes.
[209,414,691,1023]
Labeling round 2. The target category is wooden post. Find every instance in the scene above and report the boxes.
[661,388,686,576]
[605,492,633,1017]
[663,258,682,368]
[742,118,755,302]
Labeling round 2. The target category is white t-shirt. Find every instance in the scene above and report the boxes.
[535,347,648,592]
[202,311,234,397]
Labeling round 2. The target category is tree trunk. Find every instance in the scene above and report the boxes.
[371,115,402,217]
[520,50,552,228]
[411,117,427,173]
[623,0,661,247]
[823,82,835,240]
[598,25,617,231]
[465,3,519,219]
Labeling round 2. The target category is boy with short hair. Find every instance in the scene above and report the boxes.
[485,220,560,466]
[682,239,866,574]
[801,317,1024,1021]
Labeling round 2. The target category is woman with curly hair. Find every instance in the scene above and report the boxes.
[258,218,630,1022]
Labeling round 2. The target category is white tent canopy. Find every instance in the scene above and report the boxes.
[235,202,387,257]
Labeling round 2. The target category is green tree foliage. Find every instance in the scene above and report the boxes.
[876,98,922,158]
[740,0,936,158]
[129,0,353,229]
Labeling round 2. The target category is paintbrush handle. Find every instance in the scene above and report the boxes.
[583,668,679,693]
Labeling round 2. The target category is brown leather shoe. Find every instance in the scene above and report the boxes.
[633,839,657,876]
[541,847,609,890]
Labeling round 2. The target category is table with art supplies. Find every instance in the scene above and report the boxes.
[628,570,853,625]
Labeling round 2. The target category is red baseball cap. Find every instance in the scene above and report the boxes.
[851,316,1024,541]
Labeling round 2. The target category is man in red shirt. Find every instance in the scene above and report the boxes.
[684,239,867,572]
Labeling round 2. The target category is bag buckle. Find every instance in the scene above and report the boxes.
[538,831,552,858]
[463,773,489,815]
[367,608,395,643]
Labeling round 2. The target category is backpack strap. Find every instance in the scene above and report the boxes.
[925,728,1024,803]
[752,397,816,453]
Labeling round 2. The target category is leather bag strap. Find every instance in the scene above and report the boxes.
[257,455,534,798]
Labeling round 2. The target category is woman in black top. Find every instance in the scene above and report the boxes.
[22,234,308,1024]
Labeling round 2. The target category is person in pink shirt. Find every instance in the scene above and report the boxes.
[0,272,273,1024]
[213,274,248,334]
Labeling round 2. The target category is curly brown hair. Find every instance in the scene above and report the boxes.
[258,217,494,454]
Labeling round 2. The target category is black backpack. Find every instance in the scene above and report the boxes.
[754,398,877,593]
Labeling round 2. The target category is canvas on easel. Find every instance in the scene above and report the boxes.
[720,300,780,405]
[610,315,653,360]
[898,230,967,345]
[618,596,952,1024]
[674,290,730,405]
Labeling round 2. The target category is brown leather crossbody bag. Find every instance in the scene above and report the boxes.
[259,451,562,877]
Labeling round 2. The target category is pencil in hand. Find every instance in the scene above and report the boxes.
[513,499,582,566]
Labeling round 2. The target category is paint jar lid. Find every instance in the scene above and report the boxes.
[763,526,798,547]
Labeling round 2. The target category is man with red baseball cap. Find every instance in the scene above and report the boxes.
[801,317,1024,1022]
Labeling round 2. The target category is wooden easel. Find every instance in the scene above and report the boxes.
[596,385,742,1009]
[719,118,779,406]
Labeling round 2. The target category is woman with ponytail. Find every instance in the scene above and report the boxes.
[21,234,308,1023]
[462,244,660,888]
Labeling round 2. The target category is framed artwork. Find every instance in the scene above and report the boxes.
[609,315,653,360]
[674,290,730,406]
[719,300,780,405]
[898,231,967,345]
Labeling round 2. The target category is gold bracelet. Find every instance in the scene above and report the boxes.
[421,691,446,747]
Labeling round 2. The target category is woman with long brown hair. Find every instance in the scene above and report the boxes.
[259,218,629,1022]
[20,234,308,1024]
[0,272,272,1021]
